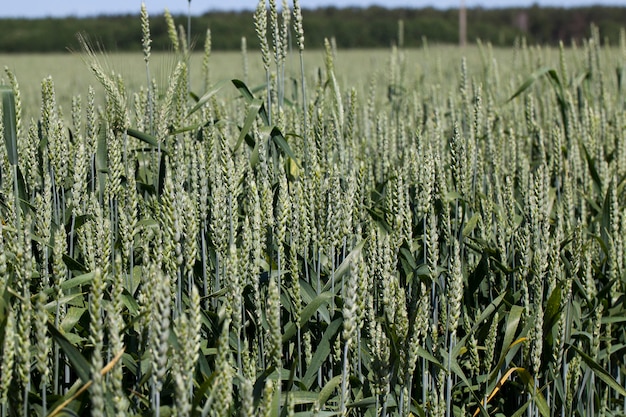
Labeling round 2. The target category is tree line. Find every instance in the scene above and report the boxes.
[1,6,625,53]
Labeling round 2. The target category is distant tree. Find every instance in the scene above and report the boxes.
[1,6,625,53]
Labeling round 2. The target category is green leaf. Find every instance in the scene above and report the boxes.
[15,166,29,214]
[346,396,377,409]
[494,306,524,371]
[59,271,94,291]
[465,255,490,299]
[232,79,269,125]
[414,346,445,371]
[283,391,317,406]
[234,98,263,152]
[44,293,85,311]
[545,68,564,93]
[60,307,87,333]
[122,289,140,316]
[450,359,489,416]
[62,254,88,274]
[271,127,300,168]
[543,284,562,338]
[507,67,552,102]
[269,375,281,417]
[302,318,342,389]
[96,124,109,174]
[249,127,263,168]
[572,71,591,88]
[571,345,626,397]
[474,292,506,327]
[127,127,167,153]
[0,85,18,166]
[462,213,481,237]
[399,247,417,270]
[600,180,613,248]
[323,240,366,291]
[156,150,166,196]
[96,124,108,201]
[282,291,334,342]
[317,375,342,407]
[250,366,276,409]
[193,372,217,412]
[580,142,603,194]
[600,316,626,324]
[232,79,256,101]
[187,79,227,116]
[48,321,91,383]
[452,291,507,415]
[444,191,462,203]
[515,368,550,417]
[618,65,626,93]
[454,291,506,360]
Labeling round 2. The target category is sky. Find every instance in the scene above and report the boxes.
[1,0,624,18]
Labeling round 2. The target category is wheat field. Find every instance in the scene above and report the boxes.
[2,2,626,416]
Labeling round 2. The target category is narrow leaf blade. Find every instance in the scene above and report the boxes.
[571,345,626,397]
[188,79,227,116]
[507,67,552,102]
[47,321,91,383]
[0,85,18,166]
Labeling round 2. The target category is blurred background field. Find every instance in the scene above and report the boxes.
[0,44,588,120]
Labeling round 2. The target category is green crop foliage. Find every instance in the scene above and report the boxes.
[1,4,626,417]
